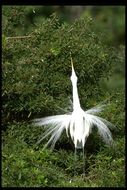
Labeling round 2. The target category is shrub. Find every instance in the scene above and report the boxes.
[2,7,125,187]
[2,10,116,126]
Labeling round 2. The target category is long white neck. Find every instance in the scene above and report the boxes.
[70,55,81,110]
[72,80,81,110]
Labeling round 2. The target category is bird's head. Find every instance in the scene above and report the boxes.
[70,56,78,83]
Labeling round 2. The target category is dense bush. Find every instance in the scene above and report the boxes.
[2,6,125,187]
[2,118,125,187]
[2,6,125,46]
[2,11,116,125]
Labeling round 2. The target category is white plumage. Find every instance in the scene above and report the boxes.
[33,56,115,150]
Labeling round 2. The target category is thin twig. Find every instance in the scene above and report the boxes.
[6,35,33,40]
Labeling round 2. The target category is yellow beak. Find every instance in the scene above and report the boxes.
[70,53,74,70]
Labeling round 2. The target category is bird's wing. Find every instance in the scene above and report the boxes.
[32,114,71,149]
[85,103,106,114]
[84,113,115,145]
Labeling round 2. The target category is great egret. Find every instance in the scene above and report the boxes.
[33,55,115,167]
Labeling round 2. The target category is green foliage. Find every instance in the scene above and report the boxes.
[2,6,125,47]
[2,114,125,187]
[82,6,125,46]
[2,6,28,36]
[2,89,125,187]
[2,9,117,125]
[2,6,125,187]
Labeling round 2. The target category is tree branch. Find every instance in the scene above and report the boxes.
[6,35,33,40]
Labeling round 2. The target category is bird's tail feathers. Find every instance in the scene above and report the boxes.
[32,114,71,149]
[84,112,115,146]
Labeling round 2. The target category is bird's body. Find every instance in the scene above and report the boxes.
[70,57,90,149]
[33,56,115,151]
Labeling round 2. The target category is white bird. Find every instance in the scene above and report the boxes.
[33,56,115,152]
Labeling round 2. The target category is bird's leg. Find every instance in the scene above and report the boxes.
[82,147,86,177]
[74,147,77,176]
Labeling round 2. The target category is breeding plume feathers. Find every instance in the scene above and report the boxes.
[32,56,115,150]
